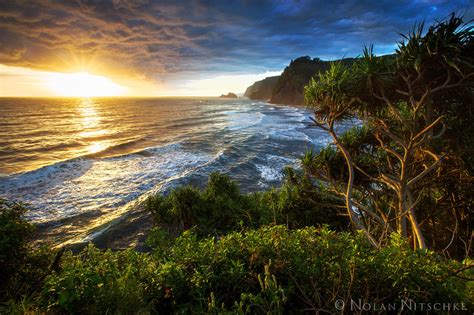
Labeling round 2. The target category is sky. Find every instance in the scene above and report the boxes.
[0,0,472,96]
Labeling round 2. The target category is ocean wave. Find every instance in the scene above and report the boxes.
[19,139,86,154]
[45,147,230,245]
[0,143,216,224]
[269,129,312,142]
[0,97,342,246]
[0,141,183,189]
[255,154,299,184]
[224,110,266,131]
[165,117,227,130]
[84,136,150,158]
[139,141,178,152]
[255,164,283,182]
[2,129,64,140]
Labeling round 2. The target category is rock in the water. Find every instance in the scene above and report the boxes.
[219,92,238,98]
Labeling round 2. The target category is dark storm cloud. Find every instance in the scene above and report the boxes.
[0,0,472,80]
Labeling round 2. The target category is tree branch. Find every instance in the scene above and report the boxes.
[407,155,446,187]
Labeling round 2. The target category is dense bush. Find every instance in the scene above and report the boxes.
[145,172,346,237]
[1,200,37,297]
[0,199,52,313]
[146,173,261,237]
[1,183,472,314]
[37,226,472,313]
[39,246,159,314]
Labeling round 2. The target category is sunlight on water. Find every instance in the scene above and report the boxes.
[0,97,356,246]
[87,142,108,154]
[77,99,111,155]
[78,99,101,130]
[79,129,111,138]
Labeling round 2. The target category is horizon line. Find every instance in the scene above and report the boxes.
[0,95,247,98]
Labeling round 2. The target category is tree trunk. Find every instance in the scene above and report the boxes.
[407,190,426,249]
[329,128,377,246]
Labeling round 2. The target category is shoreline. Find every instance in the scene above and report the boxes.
[4,99,316,250]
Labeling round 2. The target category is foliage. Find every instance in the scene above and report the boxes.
[304,61,358,123]
[271,56,356,105]
[0,199,34,298]
[0,199,53,313]
[146,173,260,236]
[40,245,159,314]
[145,172,346,238]
[1,174,472,313]
[304,14,474,256]
[37,226,473,313]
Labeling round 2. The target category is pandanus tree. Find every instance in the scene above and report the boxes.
[304,14,473,255]
[303,63,379,245]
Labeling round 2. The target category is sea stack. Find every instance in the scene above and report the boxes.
[219,92,238,98]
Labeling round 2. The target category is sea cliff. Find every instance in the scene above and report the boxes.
[245,56,355,105]
[243,75,280,101]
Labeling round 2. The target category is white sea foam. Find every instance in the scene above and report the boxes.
[270,129,312,142]
[0,97,343,245]
[224,110,266,131]
[256,164,283,182]
[0,142,212,223]
[256,154,299,184]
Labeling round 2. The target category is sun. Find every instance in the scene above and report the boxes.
[47,71,127,97]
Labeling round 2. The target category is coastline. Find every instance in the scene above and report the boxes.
[67,103,309,250]
[3,98,321,250]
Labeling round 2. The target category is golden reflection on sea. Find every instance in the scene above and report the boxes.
[78,98,100,129]
[77,98,110,155]
[86,142,108,154]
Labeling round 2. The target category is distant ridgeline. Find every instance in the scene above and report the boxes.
[244,56,355,105]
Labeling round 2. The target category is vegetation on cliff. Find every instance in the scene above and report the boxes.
[1,14,473,314]
[243,57,357,105]
[270,56,355,105]
[243,76,280,101]
[1,197,472,313]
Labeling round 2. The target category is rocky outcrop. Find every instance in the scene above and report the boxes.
[243,76,280,101]
[270,56,355,105]
[220,92,238,98]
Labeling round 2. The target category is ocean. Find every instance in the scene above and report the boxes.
[0,97,354,247]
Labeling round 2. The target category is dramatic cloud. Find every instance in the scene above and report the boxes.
[0,0,472,84]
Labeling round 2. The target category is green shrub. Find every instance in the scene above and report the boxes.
[146,172,346,238]
[146,173,256,236]
[40,245,160,314]
[40,226,472,313]
[0,199,34,298]
[0,199,54,313]
[257,177,346,230]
